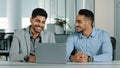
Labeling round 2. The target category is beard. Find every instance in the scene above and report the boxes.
[75,26,85,33]
[33,25,44,33]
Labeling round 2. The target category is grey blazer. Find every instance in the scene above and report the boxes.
[9,26,55,61]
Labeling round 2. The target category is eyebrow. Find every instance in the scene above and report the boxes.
[76,20,81,22]
[35,19,40,22]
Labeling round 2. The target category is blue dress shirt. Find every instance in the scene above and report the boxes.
[66,27,112,62]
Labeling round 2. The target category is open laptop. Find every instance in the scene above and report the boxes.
[35,43,67,64]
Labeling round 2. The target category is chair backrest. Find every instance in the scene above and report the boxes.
[110,37,116,60]
[0,29,5,50]
[0,33,13,61]
[0,29,5,40]
[4,33,13,46]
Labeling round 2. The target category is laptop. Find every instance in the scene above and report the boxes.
[35,43,67,64]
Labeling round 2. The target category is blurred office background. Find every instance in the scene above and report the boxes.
[0,0,120,61]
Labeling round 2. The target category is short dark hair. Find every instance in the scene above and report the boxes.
[78,9,94,23]
[31,8,48,18]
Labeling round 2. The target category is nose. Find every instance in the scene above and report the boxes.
[75,22,78,26]
[38,22,44,26]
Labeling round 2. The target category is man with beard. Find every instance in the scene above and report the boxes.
[9,8,55,62]
[66,9,112,63]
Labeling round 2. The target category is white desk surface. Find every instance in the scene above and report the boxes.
[0,61,120,68]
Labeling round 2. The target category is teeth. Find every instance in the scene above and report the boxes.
[37,27,42,30]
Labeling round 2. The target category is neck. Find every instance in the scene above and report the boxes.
[82,26,93,38]
[30,28,39,39]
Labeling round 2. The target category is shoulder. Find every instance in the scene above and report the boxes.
[14,29,24,35]
[13,27,29,36]
[95,28,110,36]
[94,28,110,40]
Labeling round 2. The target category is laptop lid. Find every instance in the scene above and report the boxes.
[35,43,67,64]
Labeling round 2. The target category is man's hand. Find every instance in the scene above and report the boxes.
[28,55,36,63]
[70,52,88,63]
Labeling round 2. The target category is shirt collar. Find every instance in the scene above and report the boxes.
[29,26,41,39]
[90,27,97,38]
[78,27,97,39]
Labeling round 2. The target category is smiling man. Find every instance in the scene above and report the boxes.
[66,9,112,63]
[9,8,55,62]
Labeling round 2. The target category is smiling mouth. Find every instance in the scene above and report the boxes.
[36,27,43,30]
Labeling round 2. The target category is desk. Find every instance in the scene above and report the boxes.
[0,61,120,68]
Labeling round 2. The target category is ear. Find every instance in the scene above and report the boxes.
[30,18,32,24]
[87,20,92,25]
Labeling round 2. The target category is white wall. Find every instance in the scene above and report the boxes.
[95,0,114,36]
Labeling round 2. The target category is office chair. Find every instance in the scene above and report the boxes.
[110,37,116,60]
[0,33,13,61]
[0,29,5,50]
